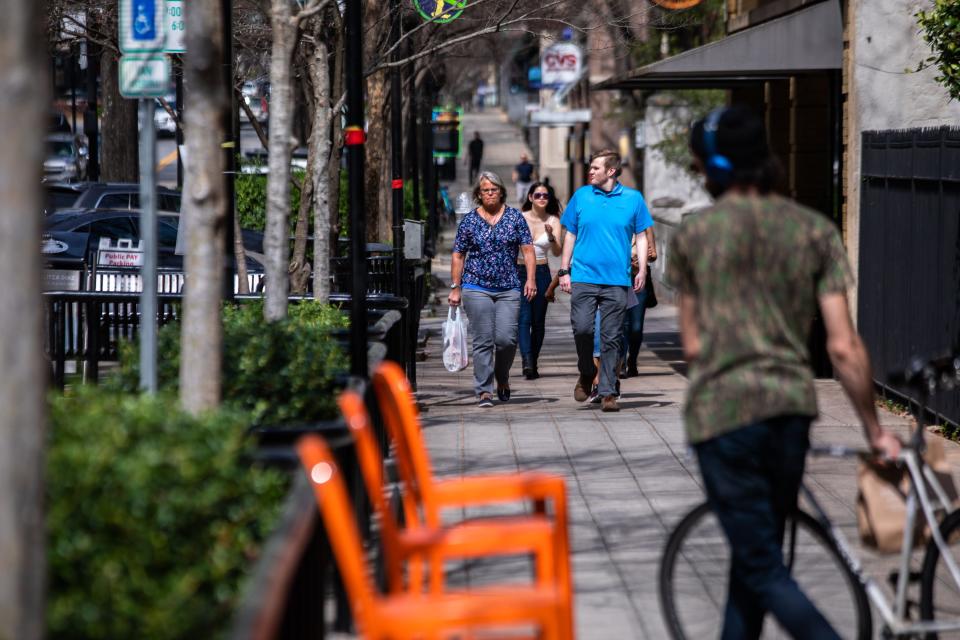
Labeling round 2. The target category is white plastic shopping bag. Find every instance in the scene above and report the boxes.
[442,306,469,372]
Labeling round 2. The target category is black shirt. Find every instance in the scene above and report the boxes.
[515,161,534,182]
[468,138,484,163]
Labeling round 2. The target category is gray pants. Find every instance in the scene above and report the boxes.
[570,283,628,397]
[461,288,521,395]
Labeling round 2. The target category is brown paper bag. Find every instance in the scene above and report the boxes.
[856,439,959,553]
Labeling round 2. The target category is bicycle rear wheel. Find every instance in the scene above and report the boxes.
[659,502,871,640]
[920,508,960,638]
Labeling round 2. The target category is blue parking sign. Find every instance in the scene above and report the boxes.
[132,0,157,40]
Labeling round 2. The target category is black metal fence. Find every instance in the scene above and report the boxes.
[858,127,960,426]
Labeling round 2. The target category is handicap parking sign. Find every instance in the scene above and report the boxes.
[133,0,157,40]
[120,0,165,53]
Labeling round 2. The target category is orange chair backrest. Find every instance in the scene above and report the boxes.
[337,391,405,590]
[296,435,378,625]
[372,361,438,526]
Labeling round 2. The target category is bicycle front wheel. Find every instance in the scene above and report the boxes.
[659,502,871,640]
[920,508,960,637]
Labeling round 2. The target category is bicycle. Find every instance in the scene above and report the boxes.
[658,352,960,639]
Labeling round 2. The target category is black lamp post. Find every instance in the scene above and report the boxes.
[346,0,368,378]
[390,0,405,299]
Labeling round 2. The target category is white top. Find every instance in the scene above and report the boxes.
[531,232,552,261]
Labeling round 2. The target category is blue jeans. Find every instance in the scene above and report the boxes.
[517,264,551,362]
[695,416,840,640]
[620,286,648,366]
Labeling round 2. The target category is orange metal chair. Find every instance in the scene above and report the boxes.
[338,391,562,599]
[370,361,573,630]
[296,433,568,639]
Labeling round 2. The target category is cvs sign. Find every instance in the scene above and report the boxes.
[541,42,582,86]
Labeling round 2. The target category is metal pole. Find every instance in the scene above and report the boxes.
[346,0,368,378]
[390,0,404,298]
[175,56,184,189]
[84,29,100,181]
[222,0,236,300]
[139,98,158,393]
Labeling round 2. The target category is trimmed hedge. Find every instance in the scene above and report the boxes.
[47,388,289,639]
[114,300,348,425]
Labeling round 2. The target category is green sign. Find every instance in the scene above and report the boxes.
[413,0,466,23]
[431,106,462,158]
[119,54,171,98]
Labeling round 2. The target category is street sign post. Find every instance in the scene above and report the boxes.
[119,55,170,98]
[164,0,186,53]
[120,0,166,53]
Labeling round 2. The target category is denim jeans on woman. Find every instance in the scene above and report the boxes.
[516,264,552,364]
[620,285,648,367]
[460,288,521,396]
[695,415,841,640]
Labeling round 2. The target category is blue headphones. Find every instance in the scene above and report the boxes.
[702,108,734,185]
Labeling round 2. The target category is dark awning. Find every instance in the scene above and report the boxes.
[593,0,842,91]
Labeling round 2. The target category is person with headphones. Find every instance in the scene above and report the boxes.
[667,105,901,639]
[558,148,653,412]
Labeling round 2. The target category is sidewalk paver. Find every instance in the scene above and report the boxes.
[412,109,960,639]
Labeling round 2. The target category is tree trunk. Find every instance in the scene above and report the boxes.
[263,0,297,321]
[328,18,345,249]
[180,0,228,414]
[364,71,388,242]
[308,36,333,302]
[289,56,314,296]
[100,51,139,182]
[0,1,47,638]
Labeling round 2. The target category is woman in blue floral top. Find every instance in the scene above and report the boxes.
[448,171,537,407]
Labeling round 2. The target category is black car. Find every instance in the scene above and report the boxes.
[43,208,265,271]
[44,182,182,216]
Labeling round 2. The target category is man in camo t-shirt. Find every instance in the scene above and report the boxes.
[667,106,900,639]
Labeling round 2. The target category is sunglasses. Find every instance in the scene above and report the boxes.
[531,193,550,200]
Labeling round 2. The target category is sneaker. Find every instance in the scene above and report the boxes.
[601,396,620,412]
[573,376,592,402]
[497,385,511,402]
[588,385,601,404]
[626,364,639,378]
[478,394,494,408]
[615,380,621,400]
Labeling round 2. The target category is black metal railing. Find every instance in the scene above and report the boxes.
[858,127,960,426]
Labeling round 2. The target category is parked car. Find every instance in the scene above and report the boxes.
[154,93,178,137]
[240,81,269,124]
[44,182,182,216]
[44,133,88,182]
[43,208,265,271]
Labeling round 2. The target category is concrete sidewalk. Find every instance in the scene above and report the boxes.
[413,111,960,639]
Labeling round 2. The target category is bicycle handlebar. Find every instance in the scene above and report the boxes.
[887,351,960,394]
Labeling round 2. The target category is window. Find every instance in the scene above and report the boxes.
[96,193,131,209]
[158,194,181,212]
[87,217,137,244]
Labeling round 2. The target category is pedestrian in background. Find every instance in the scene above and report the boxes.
[669,105,900,638]
[467,131,484,185]
[448,171,537,408]
[512,153,536,206]
[558,149,652,412]
[518,182,563,380]
[621,226,657,377]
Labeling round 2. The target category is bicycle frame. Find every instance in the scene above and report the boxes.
[803,444,960,636]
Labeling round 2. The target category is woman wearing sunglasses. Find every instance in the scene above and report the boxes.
[517,182,564,380]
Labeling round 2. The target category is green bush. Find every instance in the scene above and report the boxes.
[235,170,305,232]
[917,1,960,102]
[47,388,289,639]
[113,300,348,425]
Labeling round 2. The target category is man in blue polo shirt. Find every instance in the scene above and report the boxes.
[558,149,653,412]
